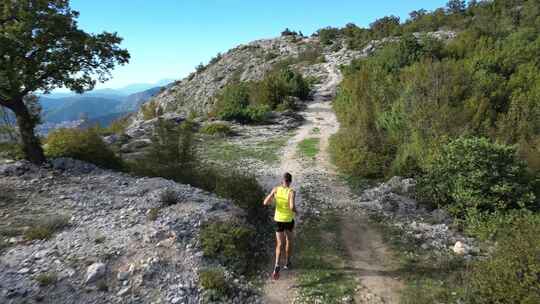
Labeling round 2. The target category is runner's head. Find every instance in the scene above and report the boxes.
[282,172,292,187]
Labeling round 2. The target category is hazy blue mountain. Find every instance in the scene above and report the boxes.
[114,86,163,113]
[44,79,174,99]
[43,97,123,123]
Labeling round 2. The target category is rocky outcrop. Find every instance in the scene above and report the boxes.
[357,177,479,258]
[0,159,259,304]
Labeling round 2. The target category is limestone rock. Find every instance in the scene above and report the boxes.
[85,262,106,284]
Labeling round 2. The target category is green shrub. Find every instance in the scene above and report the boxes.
[200,123,232,137]
[141,100,161,120]
[418,137,536,217]
[0,142,24,160]
[296,46,324,64]
[100,116,130,136]
[146,208,159,221]
[213,67,310,124]
[127,119,267,222]
[45,127,123,170]
[468,213,540,303]
[35,273,57,286]
[264,52,279,61]
[200,221,255,273]
[199,268,230,298]
[24,215,69,240]
[160,188,179,206]
[208,53,222,65]
[318,27,340,45]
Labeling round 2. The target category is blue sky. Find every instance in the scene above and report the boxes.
[70,0,448,89]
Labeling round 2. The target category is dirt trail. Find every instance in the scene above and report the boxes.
[262,61,402,303]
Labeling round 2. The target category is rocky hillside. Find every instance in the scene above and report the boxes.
[0,159,260,304]
[136,35,363,119]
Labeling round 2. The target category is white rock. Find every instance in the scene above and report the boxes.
[453,241,466,255]
[117,286,131,296]
[85,262,106,284]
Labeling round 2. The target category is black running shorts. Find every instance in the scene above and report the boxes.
[275,220,295,232]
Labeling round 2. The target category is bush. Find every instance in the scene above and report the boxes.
[45,127,123,170]
[127,119,267,222]
[201,221,255,273]
[199,268,230,298]
[200,123,232,137]
[36,273,57,286]
[100,116,130,136]
[24,215,69,240]
[318,27,340,45]
[213,67,310,124]
[160,188,179,206]
[141,100,161,120]
[0,142,24,160]
[146,208,159,221]
[468,213,540,303]
[418,137,536,217]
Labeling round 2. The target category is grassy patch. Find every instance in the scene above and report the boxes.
[201,136,288,165]
[200,267,230,299]
[297,138,320,159]
[200,122,233,137]
[24,215,70,241]
[295,212,356,303]
[35,272,57,287]
[147,208,159,221]
[311,127,320,135]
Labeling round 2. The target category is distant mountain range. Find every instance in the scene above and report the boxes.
[38,82,170,125]
[43,79,173,99]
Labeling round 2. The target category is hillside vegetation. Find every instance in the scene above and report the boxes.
[325,1,540,302]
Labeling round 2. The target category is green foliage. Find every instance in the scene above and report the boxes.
[35,273,57,287]
[146,208,159,221]
[331,1,540,178]
[213,67,310,123]
[418,137,536,217]
[199,268,230,299]
[100,116,130,136]
[141,100,160,121]
[160,188,179,206]
[317,27,340,45]
[0,0,129,163]
[297,138,320,159]
[200,221,255,273]
[0,142,24,160]
[468,213,540,303]
[127,119,267,222]
[200,122,232,137]
[24,216,69,241]
[45,127,123,170]
[281,28,298,36]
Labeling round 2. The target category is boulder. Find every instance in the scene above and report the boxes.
[85,262,106,284]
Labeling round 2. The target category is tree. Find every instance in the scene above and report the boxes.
[446,0,466,14]
[0,0,129,163]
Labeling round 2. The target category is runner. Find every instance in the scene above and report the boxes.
[263,172,296,280]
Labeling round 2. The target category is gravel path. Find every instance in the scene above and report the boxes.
[262,56,403,304]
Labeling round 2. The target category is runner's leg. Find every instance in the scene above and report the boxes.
[284,229,293,265]
[275,231,285,267]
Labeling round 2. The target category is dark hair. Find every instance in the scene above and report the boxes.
[283,172,292,185]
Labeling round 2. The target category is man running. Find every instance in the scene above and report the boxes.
[263,172,296,280]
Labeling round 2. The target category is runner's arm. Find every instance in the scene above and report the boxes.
[289,190,296,213]
[263,187,276,206]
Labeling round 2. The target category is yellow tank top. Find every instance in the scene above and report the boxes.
[274,186,294,222]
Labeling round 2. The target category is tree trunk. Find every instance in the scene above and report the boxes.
[11,100,46,164]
